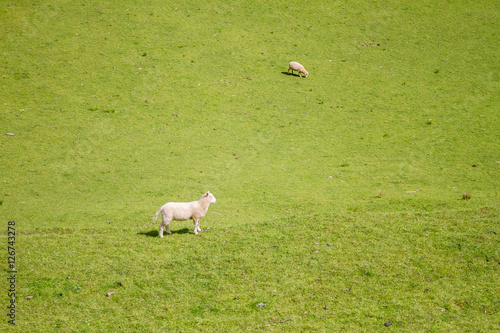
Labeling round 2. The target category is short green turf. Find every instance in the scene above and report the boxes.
[1,0,499,331]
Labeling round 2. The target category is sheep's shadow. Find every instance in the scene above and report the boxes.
[138,228,191,237]
[281,71,300,77]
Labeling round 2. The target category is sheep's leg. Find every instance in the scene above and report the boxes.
[158,211,165,237]
[161,213,173,236]
[159,222,171,237]
[193,218,200,234]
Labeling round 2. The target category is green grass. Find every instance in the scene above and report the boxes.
[1,0,499,331]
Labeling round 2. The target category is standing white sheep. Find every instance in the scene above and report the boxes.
[153,192,217,237]
[288,61,309,77]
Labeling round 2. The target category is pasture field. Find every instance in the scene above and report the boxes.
[1,0,499,331]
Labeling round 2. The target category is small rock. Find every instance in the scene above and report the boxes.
[327,243,332,246]
[384,322,392,327]
[67,276,71,279]
[106,291,115,297]
[313,250,319,253]
[324,305,329,310]
[26,296,33,299]
[6,133,14,136]
[117,282,123,286]
[274,245,278,248]
[256,302,266,307]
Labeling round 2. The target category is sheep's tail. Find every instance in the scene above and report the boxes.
[153,207,162,222]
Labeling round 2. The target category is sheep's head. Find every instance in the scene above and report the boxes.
[304,70,309,77]
[204,191,217,203]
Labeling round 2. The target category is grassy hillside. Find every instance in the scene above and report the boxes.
[1,0,499,331]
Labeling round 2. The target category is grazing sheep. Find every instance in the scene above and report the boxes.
[288,61,309,77]
[153,192,216,237]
